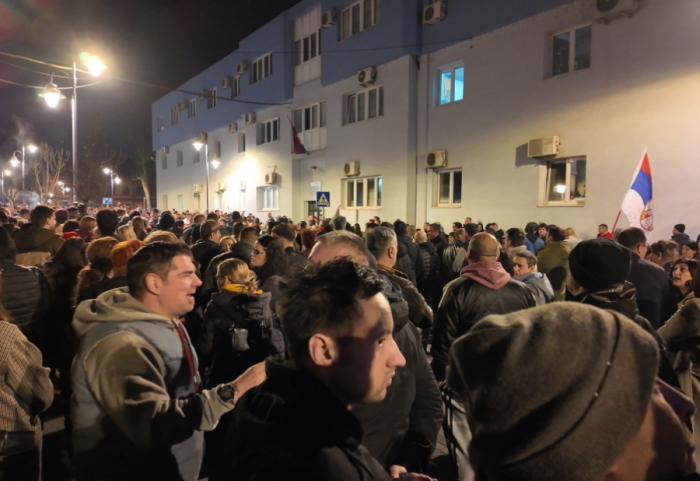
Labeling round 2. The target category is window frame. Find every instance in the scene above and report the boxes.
[176,150,183,167]
[550,24,592,77]
[341,0,380,40]
[161,154,167,170]
[293,101,327,133]
[171,108,179,126]
[539,156,587,207]
[436,64,465,106]
[157,116,164,132]
[207,88,218,109]
[257,185,280,211]
[258,118,280,145]
[188,99,196,118]
[193,150,200,164]
[435,169,462,207]
[239,133,246,153]
[344,175,382,210]
[251,54,273,85]
[346,86,384,124]
[231,77,241,98]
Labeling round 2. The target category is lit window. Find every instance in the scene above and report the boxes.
[542,157,587,206]
[344,176,382,209]
[346,86,384,124]
[551,25,592,76]
[436,170,462,206]
[342,0,380,40]
[258,118,280,145]
[251,54,273,85]
[438,65,464,105]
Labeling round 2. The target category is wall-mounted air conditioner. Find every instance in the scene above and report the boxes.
[198,90,208,101]
[321,9,336,28]
[161,146,169,154]
[195,133,208,144]
[177,100,188,111]
[344,161,360,177]
[222,76,232,89]
[239,180,246,190]
[193,184,204,195]
[218,181,227,192]
[229,123,238,133]
[265,172,277,185]
[423,1,447,25]
[245,113,256,125]
[237,61,248,75]
[595,0,638,24]
[528,136,560,158]
[357,67,377,86]
[426,151,447,168]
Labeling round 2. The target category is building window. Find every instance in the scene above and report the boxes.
[257,185,279,210]
[162,195,168,209]
[178,195,184,211]
[122,185,130,196]
[161,154,167,169]
[346,86,384,124]
[207,88,217,109]
[231,77,241,98]
[239,133,246,153]
[251,54,272,85]
[551,25,592,77]
[436,170,462,207]
[188,99,196,118]
[176,150,183,167]
[216,140,222,158]
[293,101,327,151]
[542,157,587,206]
[294,32,319,67]
[157,116,164,132]
[258,118,280,145]
[438,65,464,105]
[193,150,200,163]
[341,0,380,40]
[344,176,382,209]
[171,108,179,126]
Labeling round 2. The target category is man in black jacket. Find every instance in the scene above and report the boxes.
[216,261,411,481]
[201,227,258,302]
[191,221,224,278]
[272,223,306,272]
[618,227,672,328]
[395,220,425,284]
[427,223,448,258]
[307,231,443,477]
[415,231,440,309]
[672,224,691,254]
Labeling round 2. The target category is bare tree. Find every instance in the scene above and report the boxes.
[30,142,70,204]
[5,187,19,206]
[76,125,119,206]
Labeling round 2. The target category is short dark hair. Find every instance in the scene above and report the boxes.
[686,242,699,253]
[278,260,386,366]
[525,222,539,235]
[429,223,441,233]
[497,250,514,276]
[240,226,259,245]
[538,222,549,230]
[127,242,193,298]
[394,220,407,236]
[333,216,347,231]
[30,206,55,226]
[547,225,566,242]
[266,221,280,236]
[465,223,479,236]
[96,209,119,235]
[63,220,79,233]
[506,227,525,247]
[193,213,205,223]
[365,226,397,259]
[515,250,538,268]
[272,223,296,243]
[206,213,219,221]
[599,224,609,229]
[618,228,648,251]
[67,206,78,214]
[453,222,463,229]
[19,208,30,216]
[0,227,17,261]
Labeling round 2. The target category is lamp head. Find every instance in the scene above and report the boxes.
[39,83,65,108]
[103,168,111,175]
[9,156,20,168]
[193,141,204,151]
[210,159,221,169]
[3,170,10,176]
[26,145,38,154]
[83,56,107,77]
[114,177,121,184]
[65,187,71,192]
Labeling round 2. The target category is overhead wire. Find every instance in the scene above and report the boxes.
[0,77,101,89]
[0,58,93,79]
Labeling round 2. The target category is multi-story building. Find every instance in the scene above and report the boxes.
[153,0,700,238]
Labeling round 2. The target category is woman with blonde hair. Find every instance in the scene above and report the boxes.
[564,227,581,247]
[130,216,148,241]
[76,216,97,243]
[117,224,137,242]
[219,235,235,252]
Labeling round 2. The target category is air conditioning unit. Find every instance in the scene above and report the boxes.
[245,113,256,125]
[528,136,560,158]
[265,172,277,185]
[595,0,638,24]
[426,151,447,168]
[343,161,360,177]
[193,184,204,195]
[198,90,208,101]
[177,100,188,111]
[237,61,248,75]
[228,122,238,134]
[321,9,336,28]
[222,76,232,89]
[239,180,246,190]
[357,67,377,86]
[161,146,169,154]
[423,1,447,25]
[195,133,207,144]
[218,181,227,192]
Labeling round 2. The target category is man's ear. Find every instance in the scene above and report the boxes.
[308,334,337,367]
[143,272,163,296]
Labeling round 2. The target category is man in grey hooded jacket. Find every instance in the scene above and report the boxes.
[513,250,554,306]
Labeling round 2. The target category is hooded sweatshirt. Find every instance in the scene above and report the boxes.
[516,272,554,306]
[71,288,233,481]
[12,226,65,267]
[459,261,511,289]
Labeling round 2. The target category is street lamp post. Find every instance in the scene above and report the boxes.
[103,168,120,202]
[9,144,37,204]
[193,133,221,213]
[40,55,106,205]
[1,170,10,205]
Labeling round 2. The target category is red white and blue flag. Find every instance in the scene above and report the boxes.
[289,118,307,155]
[619,149,654,240]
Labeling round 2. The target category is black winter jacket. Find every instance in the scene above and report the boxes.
[431,276,535,381]
[417,242,440,305]
[627,253,673,329]
[216,359,392,481]
[354,277,443,472]
[0,259,51,347]
[395,243,417,286]
[397,235,426,284]
[430,233,449,258]
[672,233,691,253]
[199,288,284,388]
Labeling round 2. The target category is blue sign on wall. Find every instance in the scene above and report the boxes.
[103,197,113,205]
[316,191,330,208]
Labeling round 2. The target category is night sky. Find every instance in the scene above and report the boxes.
[0,0,301,161]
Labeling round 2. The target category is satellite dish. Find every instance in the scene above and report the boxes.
[597,0,619,12]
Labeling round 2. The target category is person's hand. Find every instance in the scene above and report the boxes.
[230,362,266,403]
[246,270,256,281]
[389,465,436,481]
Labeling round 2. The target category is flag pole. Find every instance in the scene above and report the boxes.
[611,209,622,233]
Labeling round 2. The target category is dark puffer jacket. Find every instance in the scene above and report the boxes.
[199,287,284,388]
[397,234,425,284]
[417,242,440,307]
[0,259,52,348]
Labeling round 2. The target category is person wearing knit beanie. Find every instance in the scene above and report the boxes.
[447,303,696,481]
[568,238,631,293]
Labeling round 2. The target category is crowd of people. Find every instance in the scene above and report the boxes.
[0,203,699,481]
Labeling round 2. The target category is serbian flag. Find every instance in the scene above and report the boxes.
[289,117,307,155]
[619,149,653,240]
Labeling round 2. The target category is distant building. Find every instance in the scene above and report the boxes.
[153,0,696,238]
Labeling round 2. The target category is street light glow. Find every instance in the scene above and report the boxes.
[103,168,111,174]
[65,187,71,192]
[84,56,107,77]
[3,170,10,176]
[9,155,20,168]
[39,83,65,108]
[115,177,121,184]
[210,159,221,169]
[27,145,38,154]
[193,141,204,151]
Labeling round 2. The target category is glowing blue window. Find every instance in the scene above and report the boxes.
[438,65,464,105]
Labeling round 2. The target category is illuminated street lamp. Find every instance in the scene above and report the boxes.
[9,144,38,198]
[193,133,213,212]
[39,54,107,204]
[103,168,120,199]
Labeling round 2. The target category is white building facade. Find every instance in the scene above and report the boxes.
[154,0,700,239]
